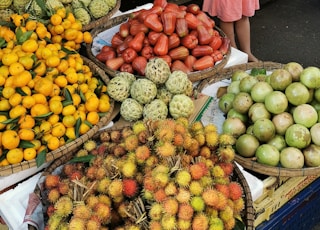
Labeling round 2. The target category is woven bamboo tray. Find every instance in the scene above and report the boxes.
[197,61,320,177]
[0,56,115,177]
[28,124,254,230]
[81,0,121,31]
[86,13,230,82]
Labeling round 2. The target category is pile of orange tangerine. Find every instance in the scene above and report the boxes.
[0,9,112,166]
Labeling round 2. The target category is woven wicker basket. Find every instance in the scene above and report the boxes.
[81,0,121,31]
[28,125,254,230]
[86,13,230,82]
[0,56,115,177]
[197,61,320,177]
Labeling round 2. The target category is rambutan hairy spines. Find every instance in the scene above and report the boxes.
[162,197,179,216]
[84,139,97,152]
[177,219,191,230]
[218,145,235,162]
[204,123,218,134]
[190,196,205,212]
[178,203,194,220]
[189,180,203,196]
[135,145,151,164]
[209,217,224,230]
[205,131,219,148]
[190,121,204,134]
[202,188,219,207]
[228,182,243,200]
[176,188,191,203]
[215,184,230,199]
[155,125,175,142]
[53,195,73,217]
[219,133,236,146]
[176,116,189,128]
[161,213,177,230]
[45,174,60,189]
[93,202,111,224]
[175,169,192,187]
[211,165,226,178]
[192,213,209,230]
[173,133,184,147]
[47,188,60,203]
[120,160,137,178]
[107,179,123,199]
[124,134,139,151]
[73,203,92,220]
[164,181,178,196]
[233,197,245,214]
[69,217,86,229]
[149,220,162,230]
[218,162,234,176]
[149,203,163,221]
[132,120,147,135]
[189,163,205,180]
[155,141,176,157]
[122,178,139,198]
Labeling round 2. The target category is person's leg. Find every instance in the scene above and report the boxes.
[235,16,259,62]
[219,21,237,49]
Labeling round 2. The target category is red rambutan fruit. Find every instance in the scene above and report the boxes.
[149,220,162,230]
[57,180,69,195]
[215,184,230,198]
[189,163,205,180]
[45,174,60,189]
[173,133,184,147]
[228,182,243,200]
[122,178,139,198]
[143,176,156,192]
[93,202,111,223]
[46,205,55,217]
[69,170,83,181]
[86,166,98,180]
[215,191,228,210]
[219,162,234,176]
[202,188,219,207]
[62,164,75,176]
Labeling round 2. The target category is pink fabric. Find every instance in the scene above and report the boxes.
[202,0,260,22]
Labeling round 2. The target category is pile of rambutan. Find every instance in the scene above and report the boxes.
[42,118,246,230]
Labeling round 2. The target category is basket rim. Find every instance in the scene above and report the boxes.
[86,13,231,82]
[0,56,115,177]
[81,0,121,31]
[196,61,320,177]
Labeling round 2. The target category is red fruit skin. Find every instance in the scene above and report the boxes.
[120,63,134,73]
[45,175,60,189]
[193,55,214,71]
[106,57,125,71]
[130,9,146,19]
[128,31,145,52]
[122,47,138,63]
[191,45,213,57]
[209,35,223,50]
[144,13,163,33]
[116,35,133,54]
[168,46,189,61]
[141,46,154,59]
[129,21,149,36]
[148,31,162,46]
[143,37,150,47]
[228,182,243,200]
[138,5,163,22]
[197,24,213,45]
[96,50,116,63]
[158,54,172,67]
[132,56,147,75]
[122,178,139,198]
[176,18,189,37]
[101,45,115,53]
[185,12,202,30]
[161,11,176,35]
[219,37,231,55]
[164,3,186,18]
[153,0,168,9]
[196,11,215,29]
[211,49,223,63]
[171,60,191,73]
[186,3,201,15]
[168,33,180,50]
[154,33,169,56]
[111,32,124,48]
[184,55,197,71]
[181,33,198,49]
[119,21,130,38]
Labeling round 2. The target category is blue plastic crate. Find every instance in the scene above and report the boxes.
[256,177,320,230]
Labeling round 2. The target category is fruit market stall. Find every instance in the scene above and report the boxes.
[1,0,320,229]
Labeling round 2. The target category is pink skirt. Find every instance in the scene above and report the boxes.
[202,0,260,22]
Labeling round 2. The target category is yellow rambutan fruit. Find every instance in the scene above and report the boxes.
[121,126,134,139]
[76,149,89,157]
[209,217,224,230]
[219,133,236,146]
[192,213,209,230]
[202,188,219,207]
[176,187,191,203]
[215,191,229,211]
[132,120,147,135]
[218,145,235,162]
[204,123,218,133]
[224,217,236,230]
[85,195,99,209]
[164,181,177,196]
[69,217,86,229]
[162,197,179,216]
[155,125,175,142]
[149,202,163,221]
[174,122,187,135]
[84,139,97,152]
[175,169,192,187]
[175,116,189,128]
[219,205,234,223]
[211,165,225,178]
[135,145,151,164]
[124,134,139,151]
[98,194,112,206]
[107,179,123,198]
[47,213,63,230]
[177,219,191,230]
[96,178,111,194]
[54,195,73,217]
[86,218,101,230]
[73,203,92,220]
[189,180,203,196]
[205,131,219,148]
[233,197,245,214]
[156,141,176,157]
[93,202,111,224]
[47,188,61,203]
[149,220,162,230]
[190,120,204,134]
[199,145,212,158]
[160,213,177,230]
[194,133,206,146]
